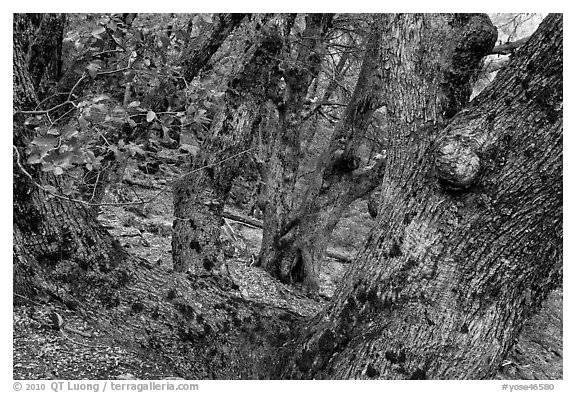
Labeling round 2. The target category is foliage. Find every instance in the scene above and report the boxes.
[21,13,228,198]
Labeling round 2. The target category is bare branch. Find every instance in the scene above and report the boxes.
[13,100,76,116]
[490,36,530,55]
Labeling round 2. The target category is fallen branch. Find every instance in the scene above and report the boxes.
[222,207,354,264]
[223,207,264,229]
[325,248,355,264]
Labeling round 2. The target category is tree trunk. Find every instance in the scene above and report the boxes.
[261,14,498,292]
[23,13,66,98]
[142,13,247,113]
[172,26,284,273]
[13,14,129,301]
[280,13,562,379]
[181,13,248,84]
[257,14,334,282]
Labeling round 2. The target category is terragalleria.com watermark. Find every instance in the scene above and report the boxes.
[13,381,199,392]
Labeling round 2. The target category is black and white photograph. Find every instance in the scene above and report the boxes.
[12,10,563,384]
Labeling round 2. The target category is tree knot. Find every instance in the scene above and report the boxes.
[435,138,481,189]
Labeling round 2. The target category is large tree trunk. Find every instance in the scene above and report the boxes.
[172,25,284,274]
[279,13,562,379]
[13,14,129,301]
[260,14,498,292]
[258,15,385,290]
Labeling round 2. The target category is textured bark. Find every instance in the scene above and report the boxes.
[262,14,498,292]
[270,15,385,291]
[257,14,334,282]
[172,27,284,274]
[22,13,66,98]
[87,258,304,379]
[13,14,129,300]
[280,13,562,379]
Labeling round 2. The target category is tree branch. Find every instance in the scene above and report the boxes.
[490,36,530,55]
[13,100,76,116]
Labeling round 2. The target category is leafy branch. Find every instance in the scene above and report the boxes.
[14,144,255,208]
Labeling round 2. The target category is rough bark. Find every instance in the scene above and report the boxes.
[13,13,563,380]
[23,13,66,98]
[270,15,386,291]
[261,14,498,292]
[279,13,562,379]
[13,14,129,301]
[172,26,284,274]
[257,13,334,282]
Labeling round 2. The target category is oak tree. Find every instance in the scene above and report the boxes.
[13,13,562,380]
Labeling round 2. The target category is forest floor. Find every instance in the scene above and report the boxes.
[13,146,563,380]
